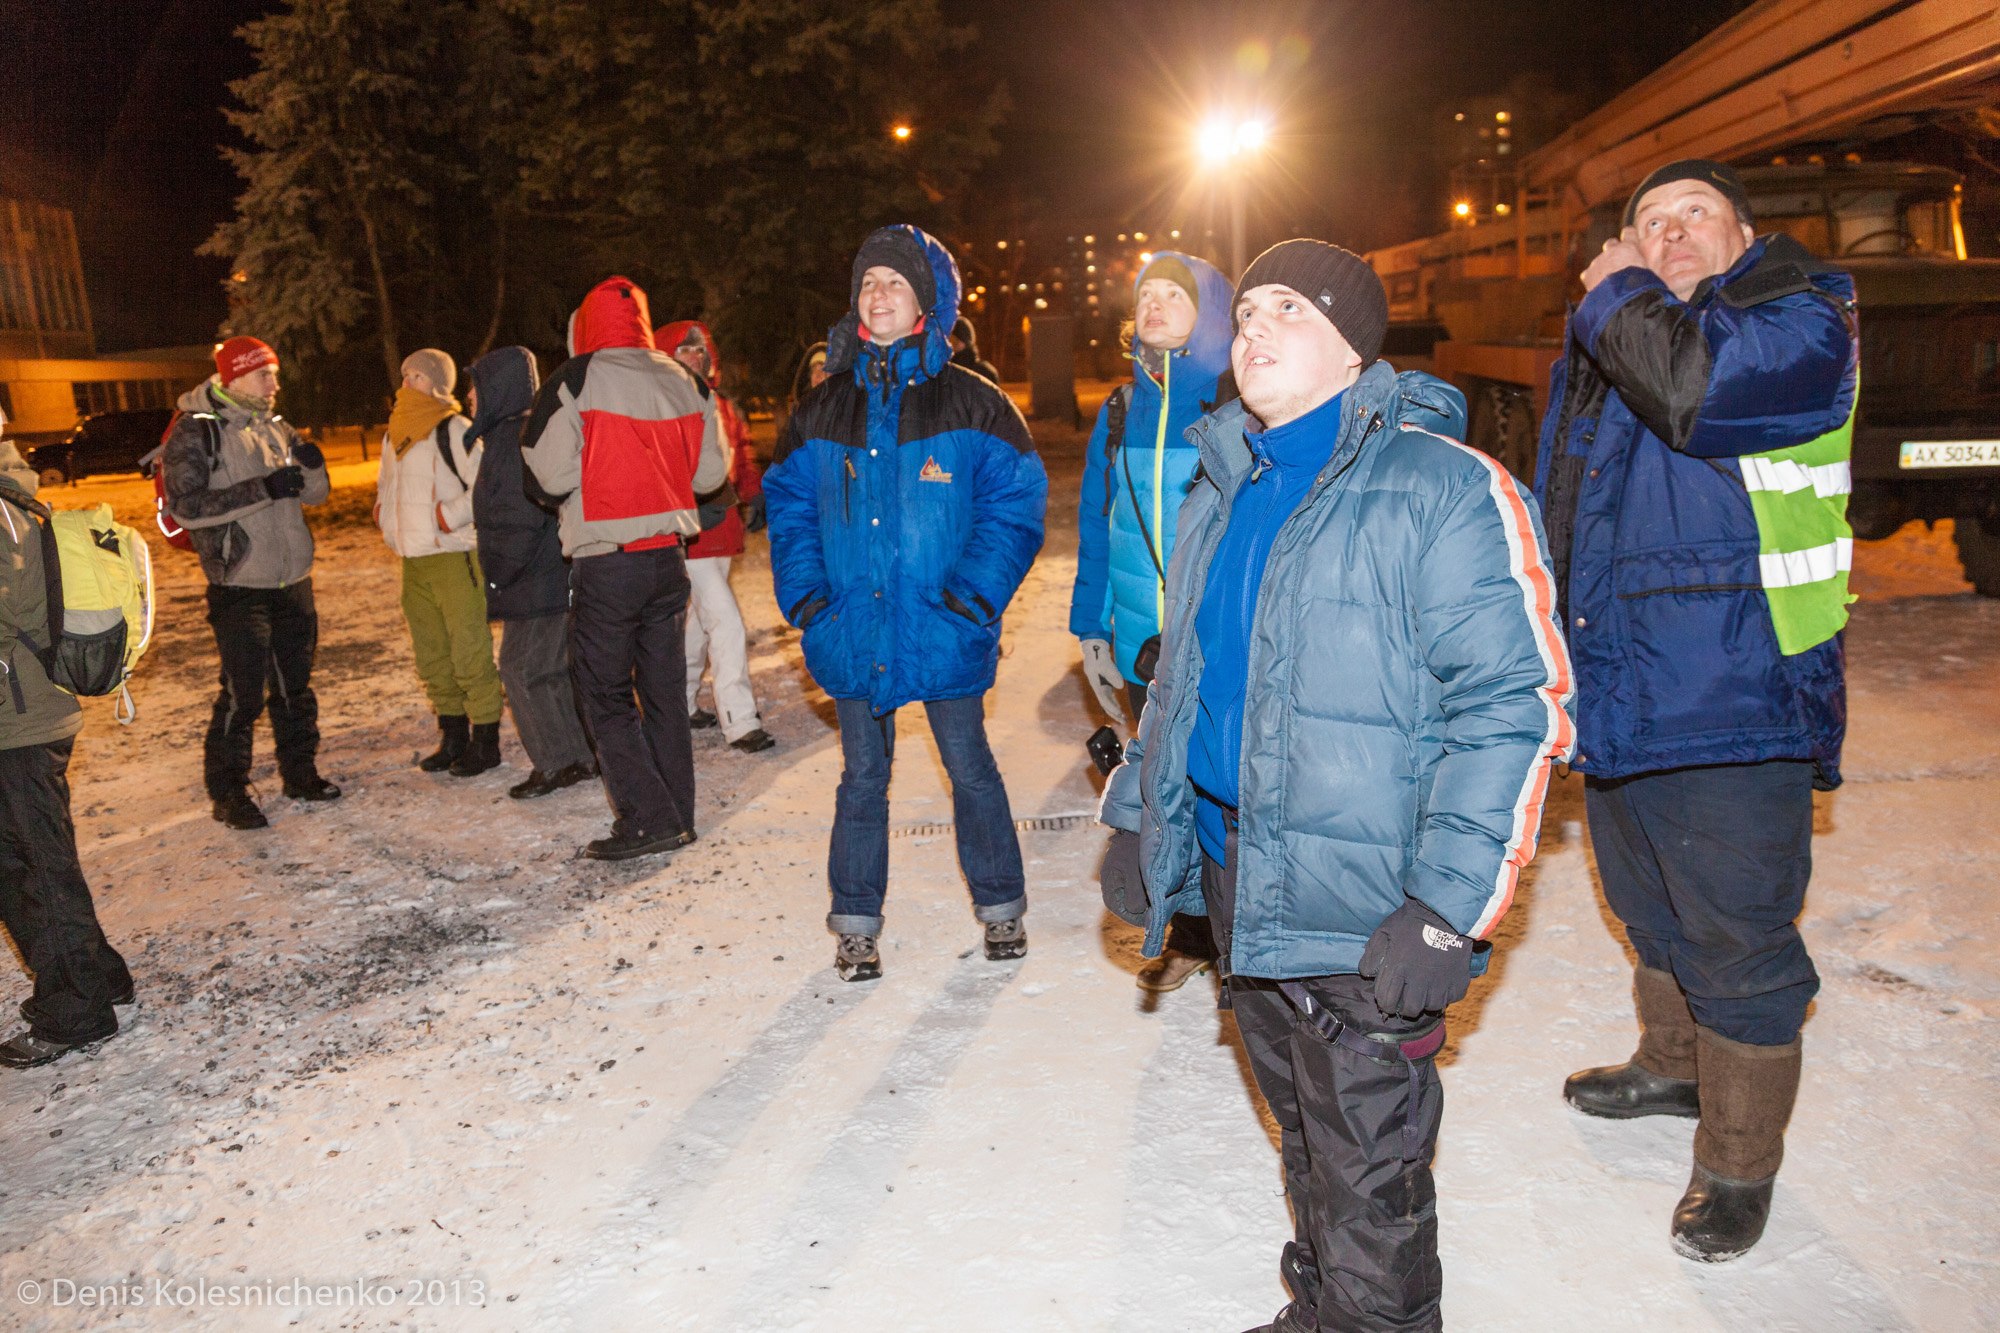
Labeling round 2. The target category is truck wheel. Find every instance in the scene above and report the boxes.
[1955,518,2000,596]
[38,465,67,489]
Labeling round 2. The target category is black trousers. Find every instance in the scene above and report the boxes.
[569,546,695,838]
[204,581,321,798]
[0,739,131,1044]
[1208,837,1446,1332]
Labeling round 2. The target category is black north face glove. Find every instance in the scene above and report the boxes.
[1099,829,1147,927]
[1358,899,1476,1019]
[262,465,306,500]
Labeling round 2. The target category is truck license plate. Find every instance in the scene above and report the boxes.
[1899,440,2000,468]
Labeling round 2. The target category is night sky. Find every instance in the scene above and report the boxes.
[1,0,1751,353]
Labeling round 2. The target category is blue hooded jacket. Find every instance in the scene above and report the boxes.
[1533,236,1856,784]
[1101,362,1576,979]
[765,225,1048,715]
[1070,251,1235,681]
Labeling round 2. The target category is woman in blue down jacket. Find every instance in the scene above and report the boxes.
[1071,250,1234,993]
[764,224,1047,984]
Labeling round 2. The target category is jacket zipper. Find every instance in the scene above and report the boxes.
[843,455,856,523]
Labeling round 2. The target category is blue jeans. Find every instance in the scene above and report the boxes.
[826,695,1025,935]
[1586,760,1820,1046]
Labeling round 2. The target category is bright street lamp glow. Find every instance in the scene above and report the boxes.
[1236,120,1269,152]
[1197,119,1234,164]
[891,123,912,141]
[1197,115,1271,166]
[1453,200,1473,218]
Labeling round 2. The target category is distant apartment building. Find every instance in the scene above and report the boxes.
[0,195,210,441]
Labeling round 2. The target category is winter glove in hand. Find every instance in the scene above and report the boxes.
[292,440,325,470]
[1081,638,1125,719]
[1357,899,1476,1019]
[741,494,767,533]
[262,465,306,500]
[1099,829,1147,927]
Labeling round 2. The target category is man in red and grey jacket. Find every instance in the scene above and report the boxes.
[523,277,726,861]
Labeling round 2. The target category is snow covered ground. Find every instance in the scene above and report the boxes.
[2,398,1995,1331]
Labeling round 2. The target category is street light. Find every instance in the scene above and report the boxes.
[1195,114,1271,277]
[891,123,913,142]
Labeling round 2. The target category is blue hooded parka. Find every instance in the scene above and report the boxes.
[1070,252,1236,681]
[764,225,1048,715]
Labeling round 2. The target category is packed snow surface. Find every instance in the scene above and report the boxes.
[2,395,1994,1331]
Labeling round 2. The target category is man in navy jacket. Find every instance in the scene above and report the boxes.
[765,225,1046,982]
[1539,160,1858,1263]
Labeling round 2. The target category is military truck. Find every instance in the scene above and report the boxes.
[1365,0,2000,593]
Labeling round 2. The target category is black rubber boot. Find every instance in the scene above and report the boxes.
[449,721,502,777]
[583,822,694,861]
[282,774,343,801]
[419,715,469,772]
[1566,964,1700,1118]
[1672,1164,1776,1262]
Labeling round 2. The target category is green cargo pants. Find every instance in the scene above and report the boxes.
[400,551,502,724]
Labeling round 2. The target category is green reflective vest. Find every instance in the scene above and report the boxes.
[1740,381,1857,655]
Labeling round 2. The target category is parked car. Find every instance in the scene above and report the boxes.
[26,407,177,487]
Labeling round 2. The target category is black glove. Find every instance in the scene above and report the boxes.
[741,494,767,533]
[292,440,325,470]
[1099,829,1147,927]
[263,465,307,500]
[1357,899,1476,1019]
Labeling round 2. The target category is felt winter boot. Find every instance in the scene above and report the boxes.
[450,721,502,777]
[1673,1027,1802,1262]
[419,715,469,772]
[1565,964,1701,1119]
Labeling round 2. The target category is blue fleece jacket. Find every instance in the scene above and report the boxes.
[1188,388,1345,861]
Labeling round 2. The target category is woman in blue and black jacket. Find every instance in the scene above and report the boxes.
[764,224,1047,983]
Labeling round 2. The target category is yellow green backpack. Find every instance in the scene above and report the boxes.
[2,496,155,724]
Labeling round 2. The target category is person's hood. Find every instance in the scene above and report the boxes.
[655,320,720,387]
[568,277,656,356]
[0,439,36,502]
[825,224,961,381]
[177,376,263,422]
[466,346,540,443]
[790,341,828,405]
[1131,250,1235,388]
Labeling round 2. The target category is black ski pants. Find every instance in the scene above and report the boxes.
[204,581,321,798]
[0,739,131,1044]
[569,545,695,839]
[1207,830,1446,1332]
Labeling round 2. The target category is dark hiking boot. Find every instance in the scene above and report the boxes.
[282,775,342,801]
[212,789,268,830]
[419,715,470,771]
[689,708,718,730]
[1566,963,1700,1118]
[983,918,1027,961]
[0,1027,115,1069]
[1673,1027,1801,1262]
[583,824,694,862]
[450,722,503,777]
[730,728,776,754]
[1136,949,1212,993]
[1672,1163,1776,1262]
[836,933,882,983]
[514,760,599,798]
[1565,1062,1700,1119]
[1240,1306,1316,1333]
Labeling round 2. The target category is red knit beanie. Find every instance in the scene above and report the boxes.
[216,336,278,384]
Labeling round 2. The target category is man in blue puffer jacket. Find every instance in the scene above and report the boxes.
[1100,241,1573,1332]
[1539,160,1858,1264]
[766,224,1047,983]
[1072,250,1234,993]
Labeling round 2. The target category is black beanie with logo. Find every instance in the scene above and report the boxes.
[1234,239,1388,365]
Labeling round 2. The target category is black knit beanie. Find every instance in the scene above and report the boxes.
[1623,159,1754,228]
[850,227,937,313]
[1234,239,1388,365]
